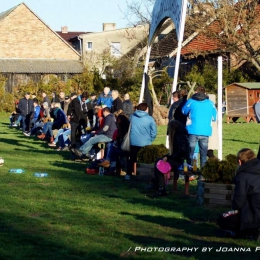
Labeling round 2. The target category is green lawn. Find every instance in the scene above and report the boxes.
[0,112,260,260]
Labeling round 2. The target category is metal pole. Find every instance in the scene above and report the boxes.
[218,56,223,160]
[139,45,152,104]
[171,0,188,94]
[166,0,188,148]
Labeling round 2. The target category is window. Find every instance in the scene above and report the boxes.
[86,42,92,50]
[110,42,121,56]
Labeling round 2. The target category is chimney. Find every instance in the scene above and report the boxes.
[103,23,116,32]
[61,26,68,33]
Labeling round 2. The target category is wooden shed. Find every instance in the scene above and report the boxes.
[225,82,260,123]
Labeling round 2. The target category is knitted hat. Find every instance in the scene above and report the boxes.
[43,102,48,107]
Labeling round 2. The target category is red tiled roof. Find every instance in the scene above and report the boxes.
[150,18,223,59]
[56,31,90,44]
[181,34,221,56]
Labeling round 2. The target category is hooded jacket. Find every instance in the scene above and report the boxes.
[52,107,67,130]
[182,93,217,136]
[32,105,41,120]
[232,158,260,230]
[129,110,157,147]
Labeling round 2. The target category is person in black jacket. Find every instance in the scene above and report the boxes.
[42,92,51,107]
[89,93,98,108]
[72,107,117,158]
[154,119,190,196]
[51,92,60,103]
[122,93,133,117]
[67,91,93,148]
[111,90,123,114]
[168,89,187,126]
[217,148,260,240]
[18,92,34,132]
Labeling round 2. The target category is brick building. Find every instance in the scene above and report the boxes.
[0,3,83,92]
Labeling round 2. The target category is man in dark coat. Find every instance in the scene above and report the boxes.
[51,92,60,103]
[42,92,51,107]
[111,90,123,114]
[168,89,187,126]
[217,148,260,239]
[122,93,133,117]
[67,91,93,148]
[18,92,34,132]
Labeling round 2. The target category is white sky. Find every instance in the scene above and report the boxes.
[1,0,131,32]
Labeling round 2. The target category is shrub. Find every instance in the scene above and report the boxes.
[202,154,237,184]
[138,144,168,164]
[1,93,15,112]
[0,74,16,112]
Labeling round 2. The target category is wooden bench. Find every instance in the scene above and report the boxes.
[226,116,257,124]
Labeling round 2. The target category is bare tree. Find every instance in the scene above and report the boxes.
[188,0,260,72]
[123,0,154,27]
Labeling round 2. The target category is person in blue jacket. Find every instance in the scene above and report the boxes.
[182,86,217,171]
[29,99,41,130]
[37,103,67,143]
[96,87,113,108]
[125,102,157,180]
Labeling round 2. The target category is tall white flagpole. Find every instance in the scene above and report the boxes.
[166,0,188,148]
[171,0,188,94]
[218,56,223,160]
[139,45,152,104]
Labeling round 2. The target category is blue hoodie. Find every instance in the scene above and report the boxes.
[130,110,157,147]
[33,105,41,119]
[182,93,217,136]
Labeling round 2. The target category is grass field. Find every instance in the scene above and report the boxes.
[0,112,260,260]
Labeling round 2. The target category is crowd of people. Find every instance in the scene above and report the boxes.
[10,87,156,179]
[10,86,218,184]
[9,84,260,240]
[153,86,217,196]
[167,87,260,240]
